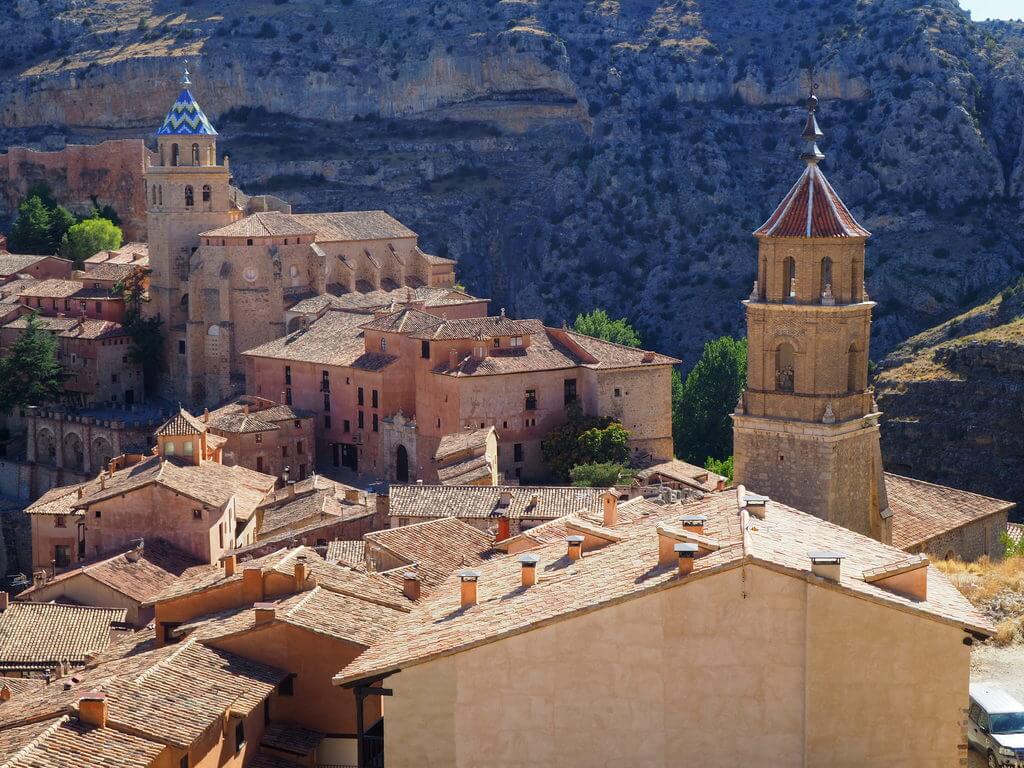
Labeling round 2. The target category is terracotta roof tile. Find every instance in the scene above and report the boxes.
[635,459,727,493]
[435,427,493,461]
[0,254,53,276]
[291,211,415,241]
[336,491,991,685]
[16,279,85,299]
[0,603,127,671]
[754,164,870,238]
[155,408,207,436]
[436,456,493,485]
[242,310,389,367]
[389,484,605,521]
[200,211,316,238]
[0,715,165,768]
[325,540,366,567]
[887,473,1015,550]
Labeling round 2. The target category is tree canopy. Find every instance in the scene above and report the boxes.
[572,309,642,347]
[569,461,635,487]
[541,404,631,481]
[673,336,747,464]
[61,217,122,266]
[8,186,77,255]
[116,266,163,392]
[0,313,64,412]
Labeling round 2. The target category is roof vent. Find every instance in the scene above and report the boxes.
[457,569,480,608]
[679,514,706,535]
[77,692,108,728]
[254,602,276,625]
[519,553,539,587]
[808,551,844,581]
[498,490,512,508]
[566,535,584,561]
[602,488,618,527]
[674,542,699,576]
[744,492,768,520]
[402,571,421,601]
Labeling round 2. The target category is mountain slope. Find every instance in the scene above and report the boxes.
[0,0,1022,366]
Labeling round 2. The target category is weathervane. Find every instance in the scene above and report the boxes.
[799,79,825,165]
[182,59,191,87]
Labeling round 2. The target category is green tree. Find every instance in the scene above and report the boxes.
[1001,530,1024,559]
[704,456,734,484]
[116,266,163,392]
[9,196,55,254]
[60,217,121,266]
[541,404,631,481]
[572,309,642,347]
[569,461,635,487]
[674,336,747,464]
[48,205,77,252]
[0,313,64,411]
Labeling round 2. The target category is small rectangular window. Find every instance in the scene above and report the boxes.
[357,387,364,406]
[282,446,289,457]
[421,340,430,359]
[279,674,295,696]
[95,510,101,519]
[564,378,577,405]
[255,434,263,444]
[256,456,264,472]
[614,387,622,397]
[180,755,189,768]
[183,440,193,454]
[297,441,304,455]
[343,419,350,433]
[234,720,245,753]
[372,414,379,432]
[193,509,202,520]
[284,365,292,385]
[358,411,364,429]
[323,393,331,412]
[514,443,524,463]
[525,389,537,411]
[324,414,331,429]
[285,388,292,406]
[55,515,66,528]
[178,339,186,355]
[372,389,379,409]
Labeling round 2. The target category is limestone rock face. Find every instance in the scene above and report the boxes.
[876,279,1024,508]
[0,0,1021,367]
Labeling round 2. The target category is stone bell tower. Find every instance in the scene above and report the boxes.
[733,93,891,543]
[144,65,237,402]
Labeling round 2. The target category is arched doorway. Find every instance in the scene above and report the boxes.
[396,445,409,483]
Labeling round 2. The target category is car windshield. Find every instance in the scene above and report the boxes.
[991,712,1024,734]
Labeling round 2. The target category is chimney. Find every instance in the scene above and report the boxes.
[242,566,264,601]
[33,571,46,588]
[402,571,421,601]
[679,515,706,535]
[294,555,309,590]
[254,602,276,625]
[519,553,539,587]
[280,391,287,406]
[99,475,106,491]
[243,403,250,415]
[0,592,8,612]
[77,693,108,728]
[675,543,699,576]
[125,539,143,563]
[224,553,237,577]
[495,514,510,543]
[566,535,584,561]
[448,348,458,370]
[77,486,84,499]
[601,489,618,527]
[344,488,360,503]
[808,551,844,581]
[287,481,297,497]
[498,489,512,508]
[715,478,726,492]
[107,462,114,478]
[744,492,768,520]
[203,408,210,423]
[458,569,480,608]
[0,684,10,702]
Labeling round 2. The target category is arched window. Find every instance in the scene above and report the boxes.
[775,342,795,392]
[184,186,194,207]
[158,186,162,205]
[847,343,859,392]
[151,185,157,205]
[171,143,179,167]
[207,145,215,165]
[782,257,796,300]
[192,143,200,166]
[820,256,833,298]
[202,184,211,202]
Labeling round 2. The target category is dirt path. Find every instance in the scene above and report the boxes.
[971,643,1024,701]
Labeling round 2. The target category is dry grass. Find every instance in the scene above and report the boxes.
[935,556,1024,646]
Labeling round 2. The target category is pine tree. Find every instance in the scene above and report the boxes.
[9,196,54,254]
[0,313,65,411]
[674,336,747,464]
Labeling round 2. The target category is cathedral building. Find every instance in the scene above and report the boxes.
[734,94,891,542]
[143,70,455,406]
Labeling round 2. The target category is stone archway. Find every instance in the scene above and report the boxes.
[63,432,85,472]
[396,445,409,483]
[92,436,113,471]
[37,428,57,466]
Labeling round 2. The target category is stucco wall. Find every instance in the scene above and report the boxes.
[383,564,967,768]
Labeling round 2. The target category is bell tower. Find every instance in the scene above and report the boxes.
[733,93,891,543]
[144,65,237,402]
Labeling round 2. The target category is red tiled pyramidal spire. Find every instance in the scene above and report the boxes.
[754,93,870,239]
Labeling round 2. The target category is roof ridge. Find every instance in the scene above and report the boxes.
[4,715,70,767]
[284,586,321,618]
[133,637,196,685]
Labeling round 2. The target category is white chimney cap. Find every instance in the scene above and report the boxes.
[744,493,769,506]
[457,569,480,582]
[808,550,844,564]
[402,571,418,580]
[679,514,707,524]
[674,543,699,555]
[565,535,584,544]
[518,554,540,566]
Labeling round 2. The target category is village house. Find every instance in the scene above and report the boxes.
[0,598,128,677]
[0,252,72,283]
[334,487,992,767]
[15,538,201,627]
[202,395,317,481]
[244,308,677,484]
[15,278,127,323]
[82,241,148,269]
[634,458,729,494]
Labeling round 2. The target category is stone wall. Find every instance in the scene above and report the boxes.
[906,512,1009,562]
[0,140,151,240]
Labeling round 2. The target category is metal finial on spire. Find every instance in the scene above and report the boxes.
[182,60,192,87]
[800,84,825,165]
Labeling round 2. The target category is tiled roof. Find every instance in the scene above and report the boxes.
[157,88,217,135]
[208,411,278,434]
[389,484,605,521]
[436,456,493,485]
[290,286,483,316]
[635,459,727,493]
[241,310,383,367]
[365,517,493,593]
[291,211,416,241]
[79,262,138,283]
[261,722,322,757]
[84,243,148,266]
[0,603,127,670]
[0,715,165,768]
[0,677,46,699]
[257,487,361,540]
[18,540,202,604]
[325,540,366,567]
[17,279,87,299]
[559,330,680,368]
[358,308,446,335]
[0,278,39,299]
[155,407,207,436]
[336,489,991,685]
[887,473,1015,550]
[435,427,493,461]
[754,163,870,238]
[200,212,316,239]
[150,547,304,604]
[25,483,90,516]
[0,254,51,275]
[75,455,275,511]
[410,315,536,341]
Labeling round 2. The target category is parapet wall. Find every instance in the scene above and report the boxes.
[0,139,153,241]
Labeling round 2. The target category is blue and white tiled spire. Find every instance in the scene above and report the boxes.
[156,62,218,136]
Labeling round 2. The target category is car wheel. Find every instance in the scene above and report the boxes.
[988,750,999,768]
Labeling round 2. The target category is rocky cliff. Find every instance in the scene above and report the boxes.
[876,278,1024,510]
[0,0,1022,367]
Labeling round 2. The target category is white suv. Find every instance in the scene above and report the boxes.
[969,683,1024,767]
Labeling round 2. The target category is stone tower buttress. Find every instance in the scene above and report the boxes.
[733,94,891,543]
[144,66,237,402]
